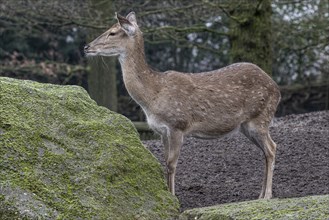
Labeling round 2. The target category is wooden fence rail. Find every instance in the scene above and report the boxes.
[132,121,159,140]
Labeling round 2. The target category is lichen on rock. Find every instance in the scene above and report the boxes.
[179,195,329,220]
[0,77,179,219]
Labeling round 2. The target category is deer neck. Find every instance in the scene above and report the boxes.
[118,37,160,109]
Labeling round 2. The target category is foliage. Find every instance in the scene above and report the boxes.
[272,0,329,85]
[0,0,88,86]
[1,1,328,83]
[0,0,328,118]
[114,0,232,72]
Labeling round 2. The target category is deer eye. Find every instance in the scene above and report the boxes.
[107,32,116,37]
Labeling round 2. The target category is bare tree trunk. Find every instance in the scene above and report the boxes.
[87,0,118,111]
[88,57,118,111]
[229,0,272,75]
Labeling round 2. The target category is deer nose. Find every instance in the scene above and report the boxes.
[84,45,90,52]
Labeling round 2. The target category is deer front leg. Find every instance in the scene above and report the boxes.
[162,129,183,195]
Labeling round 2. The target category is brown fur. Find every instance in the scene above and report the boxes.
[85,12,281,199]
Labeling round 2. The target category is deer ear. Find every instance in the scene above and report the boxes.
[126,11,137,24]
[116,12,136,36]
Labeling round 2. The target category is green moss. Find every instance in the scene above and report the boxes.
[180,195,329,220]
[0,77,179,219]
[228,1,272,75]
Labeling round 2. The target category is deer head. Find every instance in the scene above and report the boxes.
[84,12,140,57]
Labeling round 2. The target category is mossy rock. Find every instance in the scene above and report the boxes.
[179,195,329,220]
[0,77,179,219]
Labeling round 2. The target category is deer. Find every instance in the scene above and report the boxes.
[84,11,281,199]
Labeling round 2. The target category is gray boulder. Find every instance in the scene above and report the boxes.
[179,195,329,220]
[0,77,179,219]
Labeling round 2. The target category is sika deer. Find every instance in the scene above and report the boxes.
[84,12,281,199]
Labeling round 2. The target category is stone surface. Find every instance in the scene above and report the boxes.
[179,195,329,220]
[0,77,179,219]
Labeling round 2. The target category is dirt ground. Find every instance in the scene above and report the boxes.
[143,111,329,211]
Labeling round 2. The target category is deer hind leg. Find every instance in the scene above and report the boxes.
[161,129,183,195]
[240,121,277,199]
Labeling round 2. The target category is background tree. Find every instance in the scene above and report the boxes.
[0,0,89,86]
[272,0,329,85]
[1,0,328,118]
[228,0,272,75]
[87,0,118,111]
